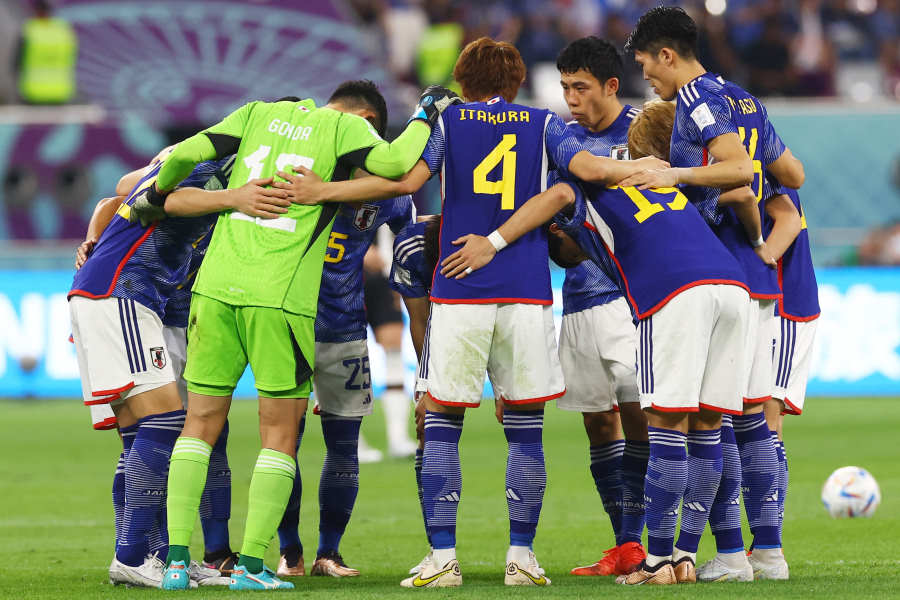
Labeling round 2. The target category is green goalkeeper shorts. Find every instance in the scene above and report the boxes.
[184,293,313,398]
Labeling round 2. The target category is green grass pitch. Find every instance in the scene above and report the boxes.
[0,397,897,598]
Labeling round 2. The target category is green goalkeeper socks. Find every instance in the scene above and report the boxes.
[166,437,212,563]
[238,448,297,573]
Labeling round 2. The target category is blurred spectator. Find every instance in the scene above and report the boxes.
[415,0,464,87]
[791,0,838,95]
[15,0,78,104]
[858,222,900,265]
[743,15,794,96]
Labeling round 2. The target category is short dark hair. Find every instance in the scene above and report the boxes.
[275,96,301,102]
[556,36,623,85]
[624,6,698,59]
[545,223,582,269]
[328,80,388,137]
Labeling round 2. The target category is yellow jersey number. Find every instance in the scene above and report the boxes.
[611,185,689,223]
[324,231,348,263]
[473,134,517,210]
[738,126,764,202]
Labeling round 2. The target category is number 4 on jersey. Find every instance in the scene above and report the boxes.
[473,134,517,210]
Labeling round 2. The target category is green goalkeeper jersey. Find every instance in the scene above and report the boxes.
[156,99,428,316]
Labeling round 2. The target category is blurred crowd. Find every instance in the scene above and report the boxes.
[350,0,900,100]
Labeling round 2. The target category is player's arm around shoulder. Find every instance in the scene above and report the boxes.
[767,147,805,189]
[75,195,125,269]
[164,177,290,219]
[764,193,803,261]
[273,160,432,205]
[440,183,577,280]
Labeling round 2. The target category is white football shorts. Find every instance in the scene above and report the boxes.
[69,296,175,410]
[426,302,565,407]
[744,298,778,404]
[637,284,749,415]
[312,339,375,417]
[772,316,818,415]
[558,298,638,413]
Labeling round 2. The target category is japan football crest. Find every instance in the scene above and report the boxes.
[150,347,166,369]
[610,144,630,160]
[353,204,380,230]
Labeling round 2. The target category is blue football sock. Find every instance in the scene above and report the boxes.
[775,435,787,540]
[114,425,138,551]
[589,440,625,545]
[734,413,781,549]
[147,509,168,559]
[709,416,744,553]
[645,427,687,561]
[117,410,185,567]
[200,420,232,556]
[675,429,722,554]
[277,416,306,555]
[620,439,649,544]
[317,414,361,555]
[415,448,430,546]
[422,411,463,550]
[504,409,546,548]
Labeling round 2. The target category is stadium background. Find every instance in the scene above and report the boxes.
[0,0,898,597]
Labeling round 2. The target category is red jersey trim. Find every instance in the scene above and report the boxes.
[68,224,157,301]
[502,388,566,405]
[430,296,553,305]
[749,291,782,300]
[743,395,772,405]
[580,222,749,319]
[699,402,743,416]
[782,397,802,415]
[428,392,480,408]
[84,394,121,406]
[93,416,118,430]
[92,381,135,398]
[776,256,819,321]
[649,403,699,413]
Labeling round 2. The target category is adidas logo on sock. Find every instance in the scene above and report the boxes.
[764,490,779,502]
[683,501,706,512]
[437,492,460,502]
[506,488,521,501]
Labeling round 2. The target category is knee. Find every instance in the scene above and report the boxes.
[583,411,619,444]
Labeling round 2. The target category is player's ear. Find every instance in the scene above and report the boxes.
[659,47,674,67]
[604,77,620,96]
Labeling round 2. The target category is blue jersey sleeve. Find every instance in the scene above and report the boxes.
[390,223,429,298]
[387,195,414,234]
[685,94,738,146]
[421,120,445,175]
[759,103,787,166]
[544,112,584,177]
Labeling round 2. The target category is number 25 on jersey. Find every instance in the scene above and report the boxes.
[473,134,517,210]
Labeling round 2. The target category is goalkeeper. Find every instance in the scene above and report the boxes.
[135,84,459,591]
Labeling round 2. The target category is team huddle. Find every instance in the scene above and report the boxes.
[68,6,819,591]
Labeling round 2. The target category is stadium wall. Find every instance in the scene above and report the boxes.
[0,268,897,399]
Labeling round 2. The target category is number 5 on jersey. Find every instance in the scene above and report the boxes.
[474,134,517,210]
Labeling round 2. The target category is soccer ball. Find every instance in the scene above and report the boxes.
[821,466,881,518]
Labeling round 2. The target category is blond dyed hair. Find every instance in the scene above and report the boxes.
[627,100,676,161]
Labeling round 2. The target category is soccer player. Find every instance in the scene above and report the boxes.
[271,82,418,580]
[442,99,751,586]
[553,37,648,578]
[388,214,441,574]
[69,153,272,588]
[622,6,804,581]
[135,84,455,591]
[764,187,819,564]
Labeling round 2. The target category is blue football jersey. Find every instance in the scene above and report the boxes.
[556,182,747,319]
[70,158,229,320]
[557,106,637,315]
[315,196,414,343]
[390,220,432,299]
[421,96,583,304]
[767,189,819,320]
[670,73,782,299]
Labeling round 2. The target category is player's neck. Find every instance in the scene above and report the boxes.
[673,61,707,92]
[586,99,624,134]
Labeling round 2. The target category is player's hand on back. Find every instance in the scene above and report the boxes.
[618,159,676,190]
[228,177,290,219]
[440,234,497,279]
[128,185,169,227]
[273,165,326,206]
[409,85,463,127]
[75,237,96,270]
[754,241,777,269]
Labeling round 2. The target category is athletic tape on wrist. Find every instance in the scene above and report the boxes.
[488,230,508,252]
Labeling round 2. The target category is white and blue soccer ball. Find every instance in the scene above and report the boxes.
[821,466,881,518]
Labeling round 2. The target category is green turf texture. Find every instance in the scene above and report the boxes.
[0,397,897,598]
